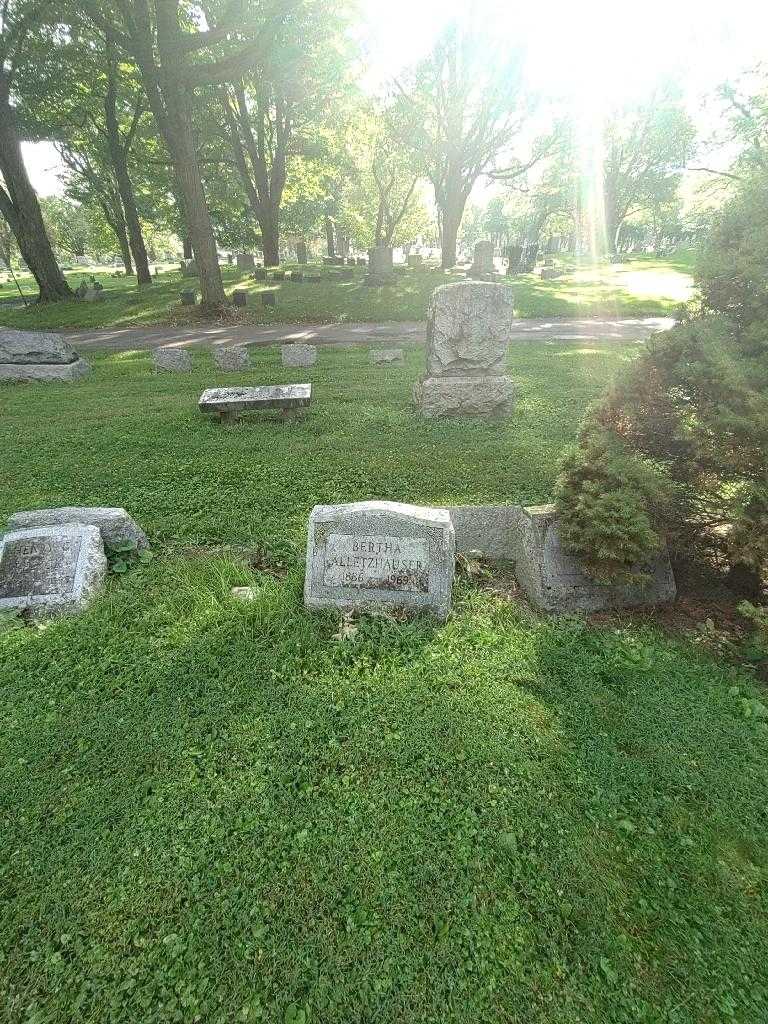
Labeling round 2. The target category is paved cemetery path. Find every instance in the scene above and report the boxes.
[66,317,674,353]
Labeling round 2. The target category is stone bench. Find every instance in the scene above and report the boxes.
[198,384,311,422]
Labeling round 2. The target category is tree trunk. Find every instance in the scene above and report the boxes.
[440,195,465,270]
[260,205,280,266]
[324,215,335,258]
[0,85,71,302]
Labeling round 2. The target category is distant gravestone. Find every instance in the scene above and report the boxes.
[181,259,198,277]
[506,244,523,275]
[0,329,90,382]
[7,507,148,551]
[273,270,286,281]
[414,281,515,417]
[513,504,677,613]
[296,241,308,264]
[236,253,255,270]
[282,344,317,367]
[407,254,423,268]
[262,292,276,307]
[470,239,495,277]
[180,290,197,306]
[0,524,107,618]
[253,268,267,281]
[365,244,395,285]
[199,383,311,422]
[232,289,248,307]
[304,500,455,620]
[153,347,192,372]
[370,348,405,366]
[213,345,250,371]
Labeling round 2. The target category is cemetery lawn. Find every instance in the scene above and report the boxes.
[1,341,766,1024]
[0,253,694,330]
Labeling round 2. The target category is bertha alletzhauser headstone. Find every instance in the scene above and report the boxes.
[414,281,515,417]
[304,501,455,620]
[0,525,107,617]
[0,329,90,382]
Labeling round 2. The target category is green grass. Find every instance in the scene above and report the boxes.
[0,254,694,331]
[1,342,766,1023]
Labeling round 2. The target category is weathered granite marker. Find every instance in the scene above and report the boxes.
[7,506,148,551]
[199,383,311,421]
[512,504,676,613]
[370,348,405,366]
[0,525,107,618]
[304,500,455,620]
[0,329,90,382]
[213,345,250,371]
[153,347,192,372]
[282,344,317,367]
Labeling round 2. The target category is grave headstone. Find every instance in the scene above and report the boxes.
[296,240,308,264]
[232,289,248,307]
[262,292,276,307]
[282,344,317,367]
[273,270,286,281]
[181,259,198,277]
[236,253,255,270]
[0,329,90,382]
[540,268,562,280]
[365,244,395,285]
[253,267,267,281]
[304,500,455,621]
[153,347,192,372]
[370,348,405,366]
[289,271,304,283]
[512,504,677,613]
[7,506,149,551]
[470,239,495,277]
[199,383,311,422]
[0,525,107,618]
[213,345,250,371]
[506,244,523,275]
[414,281,515,417]
[407,254,423,268]
[180,290,197,306]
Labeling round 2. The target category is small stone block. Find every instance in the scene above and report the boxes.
[281,344,317,367]
[0,359,90,382]
[0,330,77,364]
[232,289,247,307]
[304,500,455,621]
[7,507,148,551]
[370,348,405,366]
[213,346,250,371]
[447,505,523,559]
[153,347,192,372]
[180,290,197,306]
[513,504,677,614]
[231,586,259,601]
[413,376,515,418]
[262,292,276,307]
[0,525,107,618]
[198,383,311,419]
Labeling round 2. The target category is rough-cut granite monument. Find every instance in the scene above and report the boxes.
[213,345,250,371]
[413,281,516,417]
[0,329,90,382]
[0,524,107,618]
[7,506,148,551]
[236,253,255,269]
[281,344,317,368]
[304,500,455,620]
[153,347,192,372]
[365,244,395,286]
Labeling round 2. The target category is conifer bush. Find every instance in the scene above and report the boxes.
[555,184,768,591]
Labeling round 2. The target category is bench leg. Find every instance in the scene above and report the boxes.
[218,410,239,424]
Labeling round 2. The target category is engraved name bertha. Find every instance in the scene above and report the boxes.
[322,533,429,592]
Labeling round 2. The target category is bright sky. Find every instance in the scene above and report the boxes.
[23,0,768,196]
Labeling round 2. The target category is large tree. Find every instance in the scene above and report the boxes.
[396,21,535,269]
[600,87,696,254]
[0,0,71,300]
[79,0,296,308]
[216,0,352,266]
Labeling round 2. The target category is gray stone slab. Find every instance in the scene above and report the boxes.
[153,347,192,372]
[448,504,523,558]
[370,348,405,366]
[213,345,250,371]
[0,358,90,382]
[413,376,515,417]
[7,507,148,551]
[199,383,311,418]
[425,281,515,377]
[0,525,107,618]
[512,504,676,613]
[281,344,317,367]
[304,500,454,621]
[0,329,78,364]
